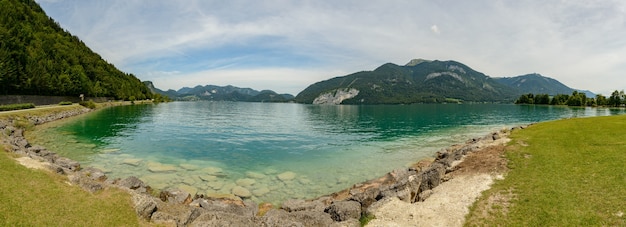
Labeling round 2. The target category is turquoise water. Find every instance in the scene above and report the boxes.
[28,102,626,204]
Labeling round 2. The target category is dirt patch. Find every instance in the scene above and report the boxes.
[449,144,508,177]
[16,156,51,170]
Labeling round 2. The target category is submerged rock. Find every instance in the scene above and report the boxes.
[232,186,252,198]
[122,158,142,166]
[277,171,297,181]
[179,163,200,171]
[179,184,198,195]
[246,171,266,179]
[235,178,256,187]
[252,187,271,197]
[199,175,217,182]
[201,166,224,176]
[147,162,177,173]
[207,181,224,190]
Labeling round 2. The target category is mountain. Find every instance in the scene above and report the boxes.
[294,59,518,104]
[0,0,152,100]
[494,73,595,97]
[156,84,294,102]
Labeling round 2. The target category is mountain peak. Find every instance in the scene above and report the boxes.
[405,59,432,66]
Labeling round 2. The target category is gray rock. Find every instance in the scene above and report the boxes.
[325,201,361,222]
[80,167,107,181]
[257,209,303,226]
[118,176,147,190]
[54,157,80,172]
[151,207,205,226]
[150,211,178,226]
[160,188,192,205]
[27,145,47,154]
[349,186,380,210]
[282,199,327,212]
[189,211,255,227]
[131,193,157,220]
[419,162,445,193]
[290,210,334,227]
[419,189,433,202]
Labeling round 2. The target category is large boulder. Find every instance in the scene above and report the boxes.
[160,188,192,205]
[325,201,361,222]
[118,176,147,191]
[131,193,157,220]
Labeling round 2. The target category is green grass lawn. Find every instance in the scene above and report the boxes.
[0,149,141,226]
[466,115,626,226]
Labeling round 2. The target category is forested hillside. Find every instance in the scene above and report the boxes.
[0,0,152,100]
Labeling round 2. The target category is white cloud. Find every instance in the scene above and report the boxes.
[430,25,440,34]
[35,0,626,95]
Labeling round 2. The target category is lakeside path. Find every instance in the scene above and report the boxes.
[368,132,510,226]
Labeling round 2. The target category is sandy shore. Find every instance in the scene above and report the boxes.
[367,135,509,226]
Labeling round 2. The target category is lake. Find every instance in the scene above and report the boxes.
[27,102,626,204]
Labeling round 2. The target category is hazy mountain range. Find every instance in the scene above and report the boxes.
[149,59,594,104]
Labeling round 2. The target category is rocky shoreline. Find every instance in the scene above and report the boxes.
[0,105,524,226]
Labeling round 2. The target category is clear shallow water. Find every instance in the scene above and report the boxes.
[28,102,626,204]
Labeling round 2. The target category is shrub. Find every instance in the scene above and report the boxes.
[13,118,34,131]
[58,101,73,105]
[79,100,96,109]
[0,103,36,112]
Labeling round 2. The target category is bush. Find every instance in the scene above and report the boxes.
[79,100,96,109]
[58,101,73,105]
[0,103,36,112]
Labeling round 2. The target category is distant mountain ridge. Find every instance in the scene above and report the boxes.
[295,59,518,104]
[150,83,294,102]
[494,73,594,97]
[295,59,593,104]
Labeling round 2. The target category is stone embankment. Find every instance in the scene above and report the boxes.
[0,106,525,226]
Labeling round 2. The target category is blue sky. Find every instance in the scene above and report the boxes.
[36,0,626,95]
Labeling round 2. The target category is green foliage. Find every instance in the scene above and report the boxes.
[78,100,96,109]
[466,115,626,226]
[12,117,34,130]
[359,213,376,226]
[0,103,35,111]
[566,91,586,106]
[58,101,72,105]
[151,93,172,103]
[515,93,535,104]
[608,90,622,107]
[517,91,617,107]
[596,94,608,106]
[0,0,152,100]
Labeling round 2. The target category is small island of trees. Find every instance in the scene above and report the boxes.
[515,90,625,107]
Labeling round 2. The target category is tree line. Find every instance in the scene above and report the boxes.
[515,90,625,107]
[0,0,154,101]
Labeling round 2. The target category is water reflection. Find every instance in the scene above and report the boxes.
[66,104,154,146]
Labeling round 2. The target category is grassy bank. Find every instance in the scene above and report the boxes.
[466,115,626,226]
[0,149,141,226]
[0,102,153,226]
